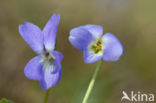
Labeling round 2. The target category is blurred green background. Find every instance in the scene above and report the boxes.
[0,0,156,103]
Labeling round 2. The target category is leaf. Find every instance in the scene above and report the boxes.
[0,98,13,103]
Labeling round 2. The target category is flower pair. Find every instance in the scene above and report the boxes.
[19,14,123,90]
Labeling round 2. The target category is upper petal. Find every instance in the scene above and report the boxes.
[102,33,123,61]
[69,27,94,51]
[43,14,60,51]
[24,56,42,80]
[39,65,62,90]
[83,47,103,64]
[19,22,43,54]
[79,25,103,38]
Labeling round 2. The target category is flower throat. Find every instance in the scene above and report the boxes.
[90,39,103,53]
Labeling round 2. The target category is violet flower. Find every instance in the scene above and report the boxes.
[69,25,123,63]
[19,14,63,90]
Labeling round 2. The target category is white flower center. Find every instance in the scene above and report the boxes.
[89,38,104,54]
[41,52,56,72]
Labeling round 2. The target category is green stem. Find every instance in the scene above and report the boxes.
[82,60,103,103]
[44,89,51,103]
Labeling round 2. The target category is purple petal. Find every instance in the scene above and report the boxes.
[24,56,42,80]
[69,28,94,51]
[83,48,103,64]
[102,33,123,61]
[52,51,63,63]
[19,22,43,54]
[49,51,63,73]
[80,25,103,38]
[43,14,60,51]
[39,67,62,90]
[39,51,63,90]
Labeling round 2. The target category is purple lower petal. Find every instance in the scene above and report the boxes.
[39,68,62,90]
[69,28,94,51]
[39,51,63,90]
[83,48,103,64]
[102,33,123,61]
[24,56,42,80]
[19,22,43,54]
